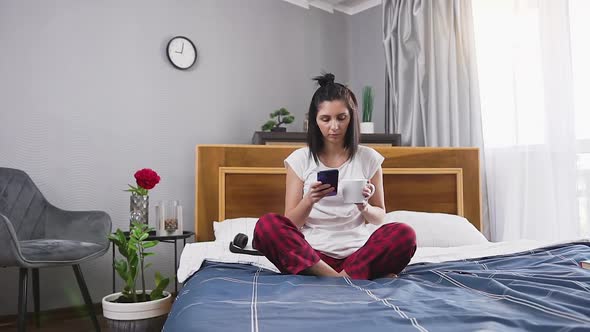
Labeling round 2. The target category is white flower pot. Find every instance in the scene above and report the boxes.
[360,122,375,134]
[102,291,172,331]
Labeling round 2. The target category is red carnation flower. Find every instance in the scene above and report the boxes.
[135,168,160,190]
[125,168,160,196]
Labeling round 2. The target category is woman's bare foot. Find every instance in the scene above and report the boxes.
[385,273,398,278]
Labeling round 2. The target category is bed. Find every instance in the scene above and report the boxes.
[164,145,590,331]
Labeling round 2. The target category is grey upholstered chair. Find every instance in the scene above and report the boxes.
[0,167,112,332]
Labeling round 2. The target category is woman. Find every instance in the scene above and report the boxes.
[253,73,416,279]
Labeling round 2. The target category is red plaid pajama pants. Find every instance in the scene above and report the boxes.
[252,213,417,280]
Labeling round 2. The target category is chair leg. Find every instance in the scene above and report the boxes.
[18,268,28,332]
[72,265,101,332]
[32,268,40,328]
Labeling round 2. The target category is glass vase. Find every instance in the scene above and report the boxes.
[130,193,149,227]
[155,200,183,234]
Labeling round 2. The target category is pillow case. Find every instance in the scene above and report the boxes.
[213,217,258,243]
[213,211,488,248]
[385,210,488,247]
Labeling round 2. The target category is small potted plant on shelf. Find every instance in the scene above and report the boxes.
[360,86,375,134]
[261,107,295,132]
[102,222,171,332]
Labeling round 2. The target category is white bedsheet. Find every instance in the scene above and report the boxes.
[177,238,587,283]
[177,241,279,283]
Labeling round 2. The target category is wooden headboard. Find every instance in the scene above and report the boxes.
[195,144,482,242]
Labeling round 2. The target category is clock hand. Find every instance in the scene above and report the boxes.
[181,42,184,54]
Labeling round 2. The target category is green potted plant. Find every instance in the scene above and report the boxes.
[261,107,295,132]
[102,222,171,331]
[360,86,375,134]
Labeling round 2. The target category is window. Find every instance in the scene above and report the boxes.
[473,0,590,237]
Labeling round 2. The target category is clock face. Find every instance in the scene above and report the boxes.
[166,36,197,70]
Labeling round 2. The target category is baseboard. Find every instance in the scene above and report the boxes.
[0,303,102,327]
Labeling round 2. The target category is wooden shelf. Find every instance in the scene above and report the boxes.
[251,131,401,146]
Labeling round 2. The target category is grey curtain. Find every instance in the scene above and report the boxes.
[382,0,483,148]
[382,0,490,238]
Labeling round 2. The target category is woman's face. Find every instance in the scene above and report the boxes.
[316,100,350,145]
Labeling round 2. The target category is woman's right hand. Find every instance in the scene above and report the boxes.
[305,181,334,204]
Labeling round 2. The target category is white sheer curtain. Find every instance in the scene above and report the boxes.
[472,0,590,241]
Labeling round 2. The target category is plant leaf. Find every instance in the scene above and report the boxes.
[150,272,170,301]
[262,120,277,131]
[129,254,138,268]
[132,228,142,240]
[362,86,374,122]
[114,260,128,281]
[143,240,158,249]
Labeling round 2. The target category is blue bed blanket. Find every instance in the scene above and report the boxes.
[164,242,590,332]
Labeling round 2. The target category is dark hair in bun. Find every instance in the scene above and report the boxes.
[313,73,335,87]
[307,73,359,163]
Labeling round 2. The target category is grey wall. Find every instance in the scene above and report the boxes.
[347,5,385,132]
[0,0,383,315]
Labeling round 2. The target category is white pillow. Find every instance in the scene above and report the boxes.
[385,210,488,247]
[213,217,258,243]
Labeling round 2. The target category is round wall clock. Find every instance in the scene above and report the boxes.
[166,36,197,70]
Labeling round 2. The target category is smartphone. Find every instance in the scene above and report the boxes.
[317,169,339,196]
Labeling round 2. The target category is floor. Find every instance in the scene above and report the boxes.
[0,315,110,332]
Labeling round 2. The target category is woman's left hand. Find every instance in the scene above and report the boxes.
[355,184,374,212]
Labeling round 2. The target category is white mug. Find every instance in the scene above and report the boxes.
[341,179,375,204]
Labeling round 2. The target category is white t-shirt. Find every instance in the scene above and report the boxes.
[284,145,385,259]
